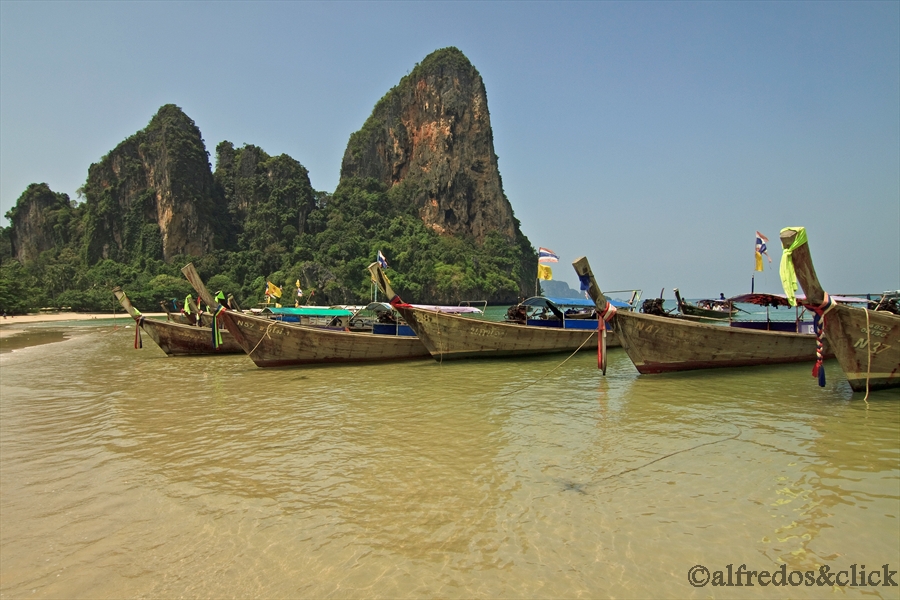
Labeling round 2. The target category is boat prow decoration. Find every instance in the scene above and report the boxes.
[780,227,900,392]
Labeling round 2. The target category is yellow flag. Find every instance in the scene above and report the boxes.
[267,281,283,298]
[538,264,553,280]
[755,251,764,272]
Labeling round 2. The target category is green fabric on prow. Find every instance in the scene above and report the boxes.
[779,227,808,307]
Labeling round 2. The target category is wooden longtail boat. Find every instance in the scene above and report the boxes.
[572,257,824,374]
[367,263,613,360]
[673,288,737,321]
[180,264,431,367]
[113,287,243,355]
[780,227,900,392]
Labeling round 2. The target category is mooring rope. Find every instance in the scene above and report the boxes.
[248,320,277,357]
[863,308,872,406]
[498,330,597,398]
[592,424,743,484]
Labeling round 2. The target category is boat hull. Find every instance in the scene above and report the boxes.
[219,310,430,367]
[137,317,243,356]
[614,311,821,374]
[397,307,616,360]
[822,304,900,391]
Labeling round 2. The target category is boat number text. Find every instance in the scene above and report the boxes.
[469,326,501,337]
[633,321,658,335]
[236,319,289,335]
[853,338,893,355]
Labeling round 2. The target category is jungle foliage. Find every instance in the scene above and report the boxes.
[0,96,535,314]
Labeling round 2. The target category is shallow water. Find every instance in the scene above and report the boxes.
[1,322,898,598]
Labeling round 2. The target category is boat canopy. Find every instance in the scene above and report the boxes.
[522,296,633,309]
[356,302,394,316]
[411,304,483,314]
[729,293,870,307]
[262,307,353,317]
[356,302,482,316]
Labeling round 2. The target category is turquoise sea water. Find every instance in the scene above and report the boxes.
[1,320,898,598]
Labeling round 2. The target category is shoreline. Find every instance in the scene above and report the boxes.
[0,312,166,338]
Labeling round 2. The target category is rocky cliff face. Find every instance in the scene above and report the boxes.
[5,183,77,263]
[214,142,316,253]
[340,47,519,244]
[81,105,222,263]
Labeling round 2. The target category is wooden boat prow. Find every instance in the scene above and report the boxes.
[573,256,823,374]
[112,287,242,356]
[780,227,900,392]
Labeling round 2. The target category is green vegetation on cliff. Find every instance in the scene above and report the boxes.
[1,174,533,313]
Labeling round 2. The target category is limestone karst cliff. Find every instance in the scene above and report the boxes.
[5,183,78,263]
[340,47,521,245]
[80,104,223,263]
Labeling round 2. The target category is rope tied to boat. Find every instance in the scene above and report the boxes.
[499,330,597,397]
[389,295,411,309]
[863,308,872,406]
[808,292,836,387]
[248,320,278,357]
[598,302,617,322]
[210,305,226,349]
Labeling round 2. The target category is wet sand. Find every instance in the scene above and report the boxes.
[0,312,165,339]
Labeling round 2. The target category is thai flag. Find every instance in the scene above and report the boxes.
[377,250,388,268]
[756,231,771,261]
[538,247,559,263]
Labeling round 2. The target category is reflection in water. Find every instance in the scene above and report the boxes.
[1,329,897,598]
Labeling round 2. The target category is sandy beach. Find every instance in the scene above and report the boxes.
[0,312,165,338]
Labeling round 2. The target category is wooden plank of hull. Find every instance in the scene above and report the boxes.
[138,317,243,356]
[613,310,820,374]
[219,310,430,367]
[397,307,610,360]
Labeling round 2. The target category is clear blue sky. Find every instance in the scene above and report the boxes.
[2,1,897,297]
